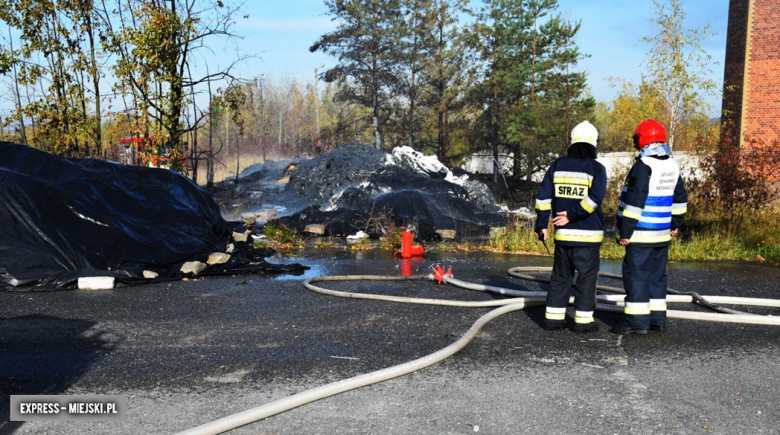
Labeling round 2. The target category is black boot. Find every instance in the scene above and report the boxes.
[610,322,648,335]
[544,320,566,331]
[573,323,599,334]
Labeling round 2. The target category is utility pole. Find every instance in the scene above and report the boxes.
[225,106,229,159]
[257,74,265,161]
[9,28,27,145]
[315,64,323,148]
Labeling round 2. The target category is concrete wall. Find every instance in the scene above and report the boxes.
[464,151,702,182]
[461,153,514,175]
[597,151,702,181]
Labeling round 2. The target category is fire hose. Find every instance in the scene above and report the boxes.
[175,268,780,435]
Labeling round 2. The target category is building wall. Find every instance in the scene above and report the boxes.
[721,0,780,148]
[721,0,750,148]
[742,0,780,146]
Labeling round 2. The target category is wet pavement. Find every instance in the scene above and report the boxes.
[1,250,779,435]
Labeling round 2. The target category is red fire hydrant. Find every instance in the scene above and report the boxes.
[432,265,453,284]
[394,226,424,259]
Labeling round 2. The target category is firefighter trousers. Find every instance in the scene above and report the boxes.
[622,245,669,330]
[545,245,600,325]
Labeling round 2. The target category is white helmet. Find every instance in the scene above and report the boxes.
[570,121,598,147]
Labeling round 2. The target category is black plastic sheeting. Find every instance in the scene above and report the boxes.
[273,206,370,238]
[275,190,504,241]
[0,142,306,291]
[372,190,504,240]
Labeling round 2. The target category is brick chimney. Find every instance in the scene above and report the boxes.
[721,0,780,149]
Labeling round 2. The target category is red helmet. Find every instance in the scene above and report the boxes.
[633,119,667,148]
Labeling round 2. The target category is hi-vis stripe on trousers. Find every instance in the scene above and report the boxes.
[622,245,669,330]
[545,245,599,325]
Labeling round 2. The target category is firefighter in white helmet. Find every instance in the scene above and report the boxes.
[534,120,607,333]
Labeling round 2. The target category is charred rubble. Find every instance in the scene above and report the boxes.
[213,143,510,241]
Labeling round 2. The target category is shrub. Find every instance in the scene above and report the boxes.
[691,137,780,233]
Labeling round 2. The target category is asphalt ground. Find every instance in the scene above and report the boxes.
[1,250,779,435]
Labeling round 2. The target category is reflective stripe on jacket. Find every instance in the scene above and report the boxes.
[616,153,688,246]
[535,156,607,246]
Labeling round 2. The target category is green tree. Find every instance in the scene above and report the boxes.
[399,0,433,149]
[505,4,593,179]
[320,79,374,150]
[311,0,406,150]
[640,0,717,149]
[466,0,515,182]
[98,0,245,171]
[417,0,470,164]
[0,0,105,155]
[467,0,590,181]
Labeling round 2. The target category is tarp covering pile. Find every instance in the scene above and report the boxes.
[0,142,304,291]
[218,143,506,240]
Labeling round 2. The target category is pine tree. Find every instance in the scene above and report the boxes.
[311,0,406,150]
[399,0,434,149]
[467,0,591,181]
[417,0,470,164]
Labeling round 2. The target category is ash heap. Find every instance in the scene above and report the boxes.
[213,143,506,241]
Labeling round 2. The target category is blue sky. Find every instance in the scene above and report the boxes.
[228,0,729,115]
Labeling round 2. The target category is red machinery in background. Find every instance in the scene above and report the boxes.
[118,135,187,168]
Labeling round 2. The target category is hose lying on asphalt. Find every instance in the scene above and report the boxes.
[174,274,544,435]
[507,267,780,316]
[595,270,748,314]
[175,269,780,435]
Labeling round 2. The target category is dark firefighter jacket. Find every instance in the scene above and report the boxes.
[616,154,688,246]
[535,152,607,247]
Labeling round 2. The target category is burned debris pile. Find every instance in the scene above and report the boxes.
[217,143,506,240]
[0,142,305,291]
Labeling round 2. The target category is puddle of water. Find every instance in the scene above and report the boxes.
[273,262,327,281]
[265,249,780,294]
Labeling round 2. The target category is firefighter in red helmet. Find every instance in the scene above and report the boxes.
[612,119,688,335]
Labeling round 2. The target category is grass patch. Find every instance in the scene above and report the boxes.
[485,219,550,255]
[378,233,402,252]
[349,237,374,251]
[486,210,780,263]
[255,224,304,251]
[314,239,336,249]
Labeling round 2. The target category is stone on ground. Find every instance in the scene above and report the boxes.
[181,261,207,275]
[207,252,231,265]
[256,209,278,221]
[436,229,456,240]
[241,213,257,225]
[77,276,115,290]
[304,224,326,235]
